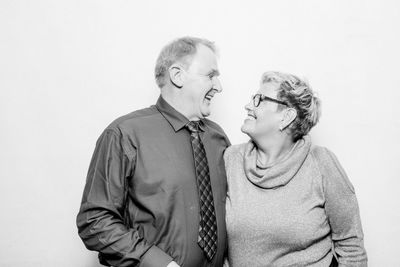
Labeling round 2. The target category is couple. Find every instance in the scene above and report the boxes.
[76,37,367,267]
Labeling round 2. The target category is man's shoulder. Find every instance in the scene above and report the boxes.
[202,118,223,132]
[203,118,231,137]
[202,118,230,145]
[106,105,160,132]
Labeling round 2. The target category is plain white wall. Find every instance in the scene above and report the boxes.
[1,0,399,266]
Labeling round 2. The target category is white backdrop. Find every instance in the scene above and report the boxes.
[1,1,399,266]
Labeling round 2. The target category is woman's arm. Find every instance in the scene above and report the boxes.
[314,147,368,266]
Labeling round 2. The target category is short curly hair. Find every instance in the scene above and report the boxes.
[261,71,321,141]
[154,36,216,88]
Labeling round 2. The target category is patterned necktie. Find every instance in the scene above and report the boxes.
[186,120,218,261]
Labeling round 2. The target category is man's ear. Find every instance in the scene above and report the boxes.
[280,108,297,131]
[168,64,184,88]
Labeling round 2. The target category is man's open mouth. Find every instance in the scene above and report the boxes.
[205,90,215,101]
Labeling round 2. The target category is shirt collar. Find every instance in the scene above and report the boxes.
[156,96,205,132]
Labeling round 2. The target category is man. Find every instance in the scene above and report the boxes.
[77,37,230,267]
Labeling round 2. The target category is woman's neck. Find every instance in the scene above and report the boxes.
[254,135,296,167]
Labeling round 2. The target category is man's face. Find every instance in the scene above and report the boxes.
[181,44,222,121]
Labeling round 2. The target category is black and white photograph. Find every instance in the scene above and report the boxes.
[1,1,399,266]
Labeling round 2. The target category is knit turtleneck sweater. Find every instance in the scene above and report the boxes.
[224,137,367,267]
[243,136,311,189]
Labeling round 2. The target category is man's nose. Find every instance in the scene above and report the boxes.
[212,77,223,93]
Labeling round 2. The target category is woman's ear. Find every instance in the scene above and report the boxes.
[280,108,297,131]
[168,64,184,88]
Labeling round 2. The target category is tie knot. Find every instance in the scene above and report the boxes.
[186,121,202,133]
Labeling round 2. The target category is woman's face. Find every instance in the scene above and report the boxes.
[241,82,284,140]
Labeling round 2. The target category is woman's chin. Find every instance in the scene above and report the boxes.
[241,124,252,135]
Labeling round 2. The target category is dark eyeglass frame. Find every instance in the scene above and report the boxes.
[252,94,288,107]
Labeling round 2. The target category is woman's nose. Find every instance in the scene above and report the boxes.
[245,101,253,111]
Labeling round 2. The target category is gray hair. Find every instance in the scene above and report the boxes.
[261,71,321,141]
[154,36,216,88]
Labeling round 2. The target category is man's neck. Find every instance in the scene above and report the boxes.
[161,88,195,121]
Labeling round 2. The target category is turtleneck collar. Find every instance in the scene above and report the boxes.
[243,136,311,189]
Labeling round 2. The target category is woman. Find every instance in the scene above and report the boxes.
[224,71,367,266]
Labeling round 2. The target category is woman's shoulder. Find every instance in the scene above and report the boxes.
[310,145,339,165]
[310,144,341,162]
[224,143,247,162]
[310,145,355,193]
[310,145,339,175]
[310,144,329,153]
[225,143,247,156]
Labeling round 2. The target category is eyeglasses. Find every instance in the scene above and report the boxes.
[252,94,288,107]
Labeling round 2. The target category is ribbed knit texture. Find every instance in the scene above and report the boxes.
[224,137,367,266]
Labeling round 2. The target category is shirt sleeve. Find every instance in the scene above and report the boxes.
[317,147,368,266]
[76,128,173,267]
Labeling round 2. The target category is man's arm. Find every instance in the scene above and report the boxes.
[76,128,173,267]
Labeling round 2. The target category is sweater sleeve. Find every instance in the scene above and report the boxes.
[314,147,368,267]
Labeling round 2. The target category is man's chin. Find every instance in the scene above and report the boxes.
[201,107,211,118]
[201,112,210,118]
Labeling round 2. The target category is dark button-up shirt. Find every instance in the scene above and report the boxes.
[77,96,230,267]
